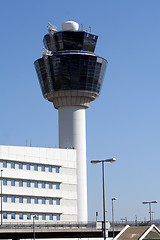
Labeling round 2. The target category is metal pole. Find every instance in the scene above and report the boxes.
[149,202,151,225]
[0,170,2,225]
[33,216,35,240]
[112,199,114,239]
[102,161,106,240]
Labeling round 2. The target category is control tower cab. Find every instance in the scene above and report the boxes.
[34,21,107,222]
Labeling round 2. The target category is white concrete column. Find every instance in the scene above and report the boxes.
[59,106,88,222]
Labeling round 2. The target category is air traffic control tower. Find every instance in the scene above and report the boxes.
[34,21,107,222]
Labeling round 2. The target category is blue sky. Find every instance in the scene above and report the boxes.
[1,0,160,222]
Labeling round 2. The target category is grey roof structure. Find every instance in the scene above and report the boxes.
[114,224,160,240]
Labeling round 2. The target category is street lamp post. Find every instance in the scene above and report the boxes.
[33,215,37,240]
[91,158,116,240]
[142,201,158,225]
[1,170,3,225]
[112,197,117,239]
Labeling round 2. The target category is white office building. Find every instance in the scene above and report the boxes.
[0,145,77,223]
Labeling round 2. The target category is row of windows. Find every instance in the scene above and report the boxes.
[3,195,60,205]
[3,178,60,189]
[3,212,60,221]
[2,160,60,173]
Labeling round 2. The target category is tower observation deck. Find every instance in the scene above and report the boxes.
[34,21,107,222]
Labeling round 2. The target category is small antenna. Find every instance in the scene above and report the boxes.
[48,22,57,34]
[81,24,83,31]
[42,47,52,57]
[89,25,91,32]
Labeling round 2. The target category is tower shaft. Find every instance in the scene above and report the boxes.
[59,106,87,221]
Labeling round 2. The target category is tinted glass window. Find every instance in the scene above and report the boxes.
[26,163,30,170]
[49,198,53,205]
[27,213,31,220]
[41,165,45,172]
[48,166,52,172]
[3,212,7,219]
[3,195,7,202]
[42,214,46,220]
[19,180,23,187]
[3,179,7,186]
[34,181,38,188]
[56,214,60,221]
[19,213,23,220]
[3,161,7,168]
[11,162,15,169]
[27,180,30,187]
[19,196,23,203]
[11,196,15,203]
[34,164,38,171]
[56,183,60,189]
[11,212,15,219]
[11,179,15,186]
[55,166,60,173]
[49,182,52,189]
[19,162,23,169]
[35,197,38,204]
[27,197,31,204]
[42,182,45,188]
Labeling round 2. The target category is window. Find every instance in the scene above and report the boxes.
[34,181,38,188]
[27,180,30,187]
[11,161,15,169]
[55,166,60,173]
[11,212,15,219]
[41,165,45,172]
[34,197,38,204]
[27,213,31,220]
[49,182,52,189]
[3,179,7,186]
[34,213,39,220]
[42,198,45,204]
[11,179,15,186]
[19,196,23,203]
[3,195,7,202]
[34,164,38,171]
[56,199,60,205]
[48,166,52,172]
[19,213,23,220]
[42,213,46,220]
[49,214,53,220]
[42,182,45,188]
[26,163,30,170]
[56,183,60,189]
[56,214,60,221]
[49,198,53,205]
[11,196,15,203]
[27,196,31,204]
[3,212,7,219]
[19,180,23,187]
[19,162,23,169]
[3,161,7,168]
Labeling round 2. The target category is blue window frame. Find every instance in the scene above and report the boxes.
[42,182,45,188]
[19,212,23,220]
[41,165,45,172]
[56,199,60,205]
[56,214,60,221]
[27,213,31,220]
[3,195,7,202]
[3,212,7,219]
[19,196,23,203]
[55,166,60,173]
[48,166,52,172]
[34,181,38,188]
[11,161,15,169]
[11,196,15,203]
[42,213,46,220]
[3,161,7,168]
[11,179,15,186]
[11,212,15,219]
[26,163,30,170]
[19,162,23,169]
[49,214,53,220]
[27,180,30,187]
[34,164,38,171]
[56,183,60,189]
[34,197,38,204]
[19,180,23,187]
[49,182,52,189]
[49,198,53,205]
[3,179,7,186]
[42,198,45,204]
[27,196,31,204]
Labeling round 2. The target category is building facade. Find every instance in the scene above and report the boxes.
[0,145,77,222]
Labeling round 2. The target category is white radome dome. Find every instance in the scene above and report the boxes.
[62,21,79,31]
